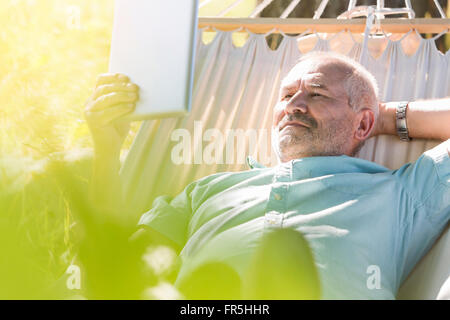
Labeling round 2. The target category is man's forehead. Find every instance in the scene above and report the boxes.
[281,59,346,89]
[281,72,326,90]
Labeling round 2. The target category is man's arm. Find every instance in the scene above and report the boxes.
[84,73,139,219]
[373,98,450,155]
[84,75,187,252]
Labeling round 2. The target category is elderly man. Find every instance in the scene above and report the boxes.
[85,52,450,299]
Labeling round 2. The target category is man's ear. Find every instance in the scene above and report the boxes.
[354,108,375,141]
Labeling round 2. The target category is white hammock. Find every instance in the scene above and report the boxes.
[121,29,449,213]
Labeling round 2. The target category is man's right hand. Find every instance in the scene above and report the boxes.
[84,73,139,155]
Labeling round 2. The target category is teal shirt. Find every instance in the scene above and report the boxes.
[139,140,450,299]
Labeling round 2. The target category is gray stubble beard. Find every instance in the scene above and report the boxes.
[274,119,353,161]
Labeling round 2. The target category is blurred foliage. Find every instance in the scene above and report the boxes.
[0,149,181,299]
[0,150,90,298]
[0,0,141,159]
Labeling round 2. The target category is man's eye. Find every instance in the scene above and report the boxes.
[282,94,293,100]
[311,92,322,97]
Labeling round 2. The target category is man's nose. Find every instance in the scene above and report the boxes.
[284,92,308,115]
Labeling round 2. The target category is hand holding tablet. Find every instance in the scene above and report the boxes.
[84,73,139,154]
[85,0,198,156]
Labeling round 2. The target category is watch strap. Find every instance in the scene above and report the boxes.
[396,101,411,141]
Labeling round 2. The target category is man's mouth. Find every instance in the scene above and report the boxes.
[279,121,309,131]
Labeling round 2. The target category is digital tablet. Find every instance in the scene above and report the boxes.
[109,0,199,120]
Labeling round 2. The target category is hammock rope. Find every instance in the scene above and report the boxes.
[249,0,276,18]
[433,0,447,18]
[217,0,247,17]
[313,0,330,19]
[280,0,302,19]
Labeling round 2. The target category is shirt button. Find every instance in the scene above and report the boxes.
[274,193,282,201]
[264,212,283,228]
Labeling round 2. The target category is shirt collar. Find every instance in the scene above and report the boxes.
[247,154,389,177]
[290,155,389,179]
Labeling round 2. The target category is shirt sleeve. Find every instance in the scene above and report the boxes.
[393,139,450,217]
[392,139,450,282]
[137,182,197,248]
[137,171,230,248]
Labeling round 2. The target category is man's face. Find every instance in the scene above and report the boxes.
[272,58,357,162]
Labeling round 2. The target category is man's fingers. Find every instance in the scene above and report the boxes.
[96,73,130,87]
[89,91,139,111]
[103,104,135,126]
[87,103,135,127]
[92,83,139,101]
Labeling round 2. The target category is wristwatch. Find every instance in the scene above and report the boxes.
[396,101,411,141]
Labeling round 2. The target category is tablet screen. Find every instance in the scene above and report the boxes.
[109,0,198,120]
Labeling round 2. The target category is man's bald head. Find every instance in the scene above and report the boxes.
[286,51,379,119]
